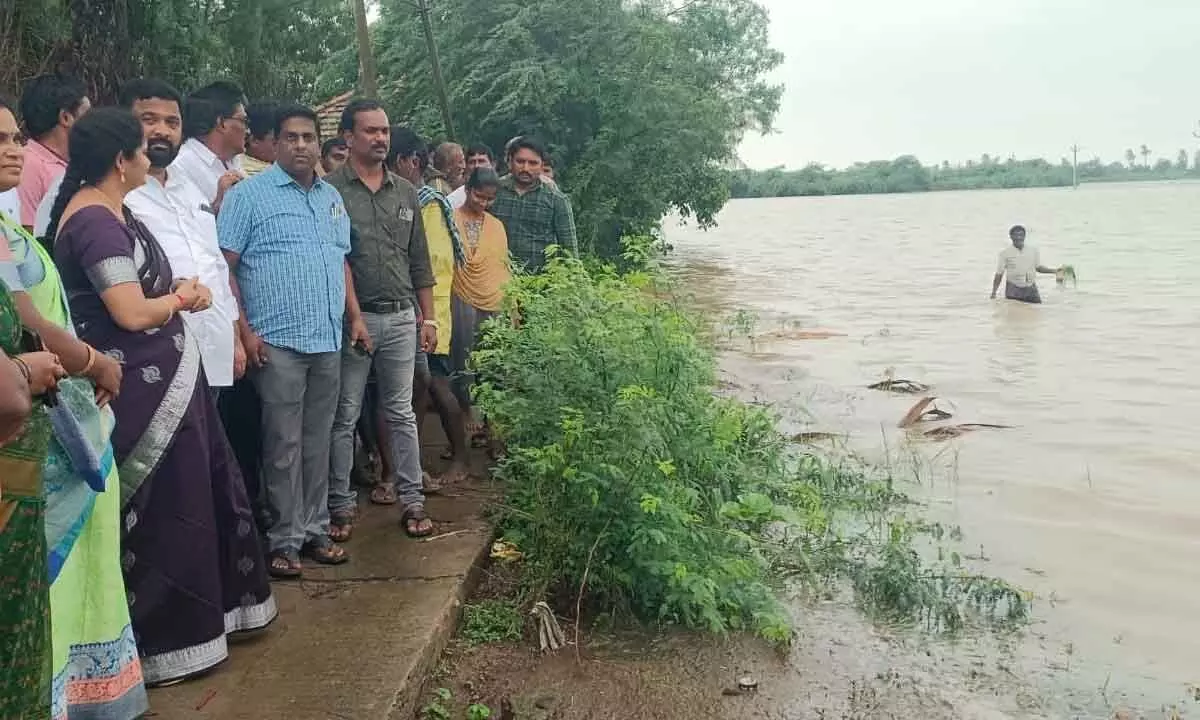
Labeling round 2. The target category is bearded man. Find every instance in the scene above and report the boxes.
[123,78,244,393]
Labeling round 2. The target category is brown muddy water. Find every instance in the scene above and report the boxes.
[660,181,1200,718]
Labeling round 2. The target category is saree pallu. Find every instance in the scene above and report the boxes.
[0,283,53,719]
[55,206,276,686]
[4,208,149,718]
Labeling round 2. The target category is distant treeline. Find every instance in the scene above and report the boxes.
[729,151,1200,198]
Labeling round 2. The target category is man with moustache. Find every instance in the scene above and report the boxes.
[124,79,244,395]
[325,100,437,540]
[174,81,248,213]
[490,136,577,272]
[219,104,355,575]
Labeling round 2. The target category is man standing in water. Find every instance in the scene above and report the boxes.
[991,225,1059,304]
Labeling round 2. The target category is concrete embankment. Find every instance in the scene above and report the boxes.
[146,430,496,720]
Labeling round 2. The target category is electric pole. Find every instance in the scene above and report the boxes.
[352,0,379,98]
[416,0,456,140]
[1069,144,1081,188]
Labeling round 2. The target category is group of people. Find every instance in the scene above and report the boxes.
[0,70,578,719]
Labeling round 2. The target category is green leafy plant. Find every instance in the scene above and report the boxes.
[466,704,492,720]
[461,600,523,645]
[421,688,453,720]
[473,238,1028,642]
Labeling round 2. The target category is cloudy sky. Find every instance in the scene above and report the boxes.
[738,0,1200,169]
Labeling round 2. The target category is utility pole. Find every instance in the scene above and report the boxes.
[1069,144,1080,188]
[351,0,379,97]
[416,0,456,140]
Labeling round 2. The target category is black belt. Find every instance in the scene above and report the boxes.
[359,300,409,314]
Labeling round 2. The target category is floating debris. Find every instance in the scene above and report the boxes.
[923,423,1013,440]
[760,328,847,341]
[789,431,841,444]
[897,396,952,428]
[868,378,930,394]
[737,676,760,692]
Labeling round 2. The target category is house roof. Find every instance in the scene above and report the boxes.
[314,90,354,142]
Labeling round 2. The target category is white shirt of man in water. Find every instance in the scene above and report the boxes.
[997,244,1040,288]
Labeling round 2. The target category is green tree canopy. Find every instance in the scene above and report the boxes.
[2,0,353,103]
[334,0,782,257]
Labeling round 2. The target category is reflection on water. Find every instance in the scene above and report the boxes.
[665,181,1200,714]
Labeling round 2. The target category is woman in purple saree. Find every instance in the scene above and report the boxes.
[45,108,276,686]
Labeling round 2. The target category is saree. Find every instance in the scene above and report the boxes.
[0,281,53,719]
[1,209,148,719]
[450,210,509,407]
[54,205,276,686]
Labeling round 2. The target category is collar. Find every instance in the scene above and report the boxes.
[500,174,542,194]
[183,137,234,170]
[267,161,326,190]
[334,161,396,189]
[28,139,67,168]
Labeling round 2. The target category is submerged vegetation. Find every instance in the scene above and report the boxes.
[472,236,1028,644]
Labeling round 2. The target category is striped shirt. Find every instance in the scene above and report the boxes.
[217,163,351,354]
[489,176,577,272]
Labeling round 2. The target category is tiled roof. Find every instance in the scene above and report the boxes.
[315,90,354,141]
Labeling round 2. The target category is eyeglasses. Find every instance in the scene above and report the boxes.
[225,115,249,127]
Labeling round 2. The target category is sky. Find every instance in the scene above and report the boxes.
[738,0,1200,170]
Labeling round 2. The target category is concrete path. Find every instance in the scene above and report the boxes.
[144,442,495,720]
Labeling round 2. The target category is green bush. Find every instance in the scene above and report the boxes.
[473,239,1027,641]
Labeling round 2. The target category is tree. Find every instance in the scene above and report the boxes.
[1125,148,1137,169]
[1,0,354,103]
[1140,144,1151,168]
[356,0,783,257]
[1177,149,1190,171]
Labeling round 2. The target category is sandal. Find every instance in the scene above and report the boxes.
[302,537,349,565]
[369,482,397,505]
[422,470,443,495]
[401,505,435,538]
[267,550,302,579]
[329,512,355,543]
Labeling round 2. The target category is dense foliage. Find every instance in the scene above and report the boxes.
[730,151,1200,198]
[473,238,1028,641]
[321,0,783,257]
[1,0,353,103]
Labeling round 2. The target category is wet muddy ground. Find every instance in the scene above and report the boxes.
[422,594,1192,720]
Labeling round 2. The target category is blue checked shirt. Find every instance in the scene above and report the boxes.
[217,163,351,354]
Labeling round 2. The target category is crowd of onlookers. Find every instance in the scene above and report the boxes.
[0,71,577,719]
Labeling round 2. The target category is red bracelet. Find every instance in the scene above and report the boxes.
[173,293,186,309]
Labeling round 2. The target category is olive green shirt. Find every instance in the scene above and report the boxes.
[327,163,435,307]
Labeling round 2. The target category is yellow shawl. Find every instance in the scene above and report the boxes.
[452,209,510,312]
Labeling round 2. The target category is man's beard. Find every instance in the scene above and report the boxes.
[147,141,179,169]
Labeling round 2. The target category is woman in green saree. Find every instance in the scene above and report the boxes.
[0,274,67,717]
[0,98,147,718]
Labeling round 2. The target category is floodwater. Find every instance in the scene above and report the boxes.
[664,181,1200,716]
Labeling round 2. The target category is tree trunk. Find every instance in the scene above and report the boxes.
[351,0,378,98]
[68,0,132,104]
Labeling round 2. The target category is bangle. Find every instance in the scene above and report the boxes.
[12,356,31,388]
[80,345,96,375]
[421,319,440,330]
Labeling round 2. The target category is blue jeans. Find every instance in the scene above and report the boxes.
[328,308,424,512]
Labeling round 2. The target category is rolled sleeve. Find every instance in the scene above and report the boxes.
[407,187,436,290]
[216,185,253,256]
[553,193,579,255]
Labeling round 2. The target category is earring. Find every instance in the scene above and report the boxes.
[120,169,127,185]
